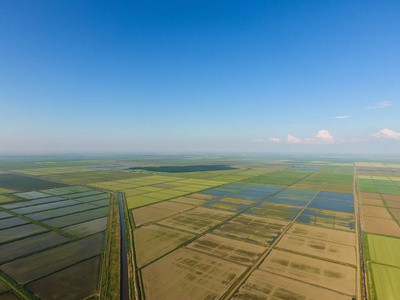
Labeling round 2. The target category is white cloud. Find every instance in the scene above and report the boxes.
[287,130,342,145]
[269,137,281,143]
[366,101,391,109]
[287,134,302,144]
[372,128,400,140]
[334,116,351,119]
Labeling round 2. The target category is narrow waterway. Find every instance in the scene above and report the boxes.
[118,193,129,300]
[355,184,368,300]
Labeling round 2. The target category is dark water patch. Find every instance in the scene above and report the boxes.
[264,197,308,207]
[129,164,237,173]
[317,192,354,201]
[0,174,68,192]
[26,255,102,299]
[308,198,354,213]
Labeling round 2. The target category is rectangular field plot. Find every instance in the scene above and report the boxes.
[89,199,109,206]
[213,214,289,246]
[361,198,385,206]
[170,196,209,206]
[0,232,71,263]
[370,263,400,300]
[381,193,400,201]
[360,192,381,200]
[276,234,356,265]
[61,217,108,237]
[73,193,109,203]
[316,192,354,201]
[260,250,356,296]
[204,200,249,212]
[297,208,355,231]
[390,208,400,220]
[0,211,13,219]
[25,255,102,300]
[0,216,29,230]
[141,248,246,300]
[132,202,194,226]
[26,203,98,220]
[362,216,400,237]
[0,223,48,244]
[308,198,354,213]
[42,207,109,228]
[263,197,309,207]
[0,232,105,284]
[11,199,81,215]
[187,234,265,265]
[367,234,400,267]
[186,193,218,200]
[39,186,93,196]
[362,205,392,219]
[126,195,165,209]
[248,203,302,221]
[1,196,65,210]
[15,191,52,200]
[158,207,234,234]
[134,224,195,267]
[288,223,356,246]
[233,270,352,300]
[62,190,104,199]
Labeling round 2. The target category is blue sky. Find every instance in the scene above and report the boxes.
[0,0,399,154]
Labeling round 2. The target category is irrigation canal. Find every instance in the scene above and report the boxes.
[118,193,129,300]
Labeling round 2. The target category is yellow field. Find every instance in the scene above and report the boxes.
[233,270,352,300]
[260,249,356,296]
[133,224,195,267]
[141,248,246,300]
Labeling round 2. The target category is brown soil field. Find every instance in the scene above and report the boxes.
[150,201,194,212]
[133,224,195,267]
[288,223,356,246]
[276,234,356,265]
[360,192,381,199]
[213,214,289,246]
[389,208,400,220]
[260,249,356,296]
[361,198,385,206]
[132,202,194,226]
[381,194,400,201]
[385,200,400,208]
[362,216,400,237]
[187,233,265,265]
[170,196,209,206]
[141,248,246,300]
[362,205,392,219]
[157,207,234,234]
[232,270,352,300]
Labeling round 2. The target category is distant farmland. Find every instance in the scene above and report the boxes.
[0,157,399,299]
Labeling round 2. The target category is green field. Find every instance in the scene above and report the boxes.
[370,263,400,299]
[367,234,400,267]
